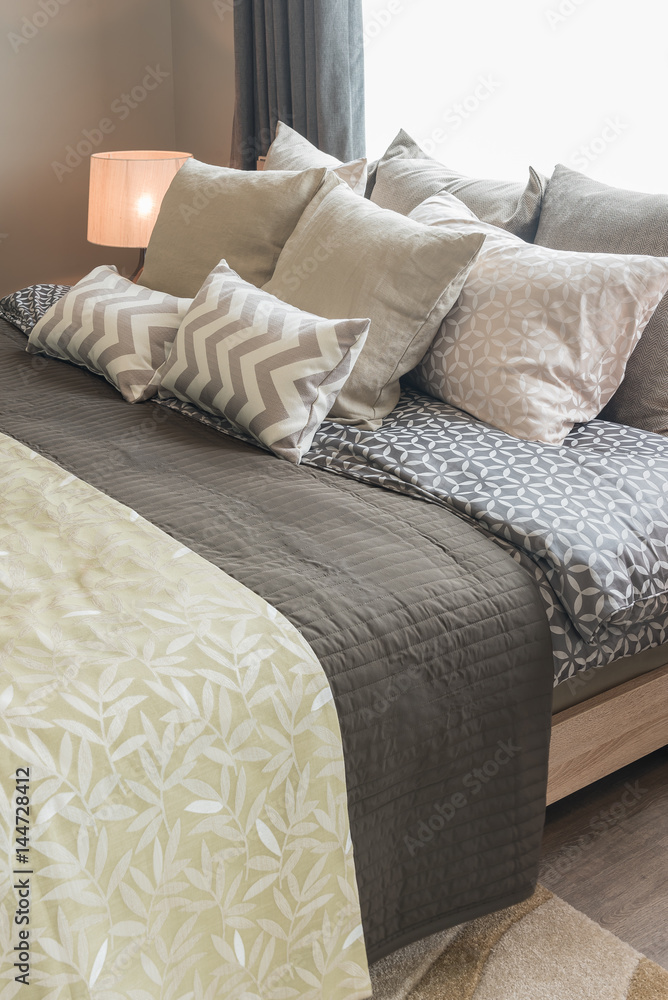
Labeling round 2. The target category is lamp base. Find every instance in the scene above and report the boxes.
[129,248,146,283]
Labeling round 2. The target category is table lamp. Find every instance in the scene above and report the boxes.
[87,150,192,281]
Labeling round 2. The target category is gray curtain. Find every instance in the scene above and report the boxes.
[230,0,366,170]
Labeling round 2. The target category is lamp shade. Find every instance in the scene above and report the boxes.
[87,150,192,249]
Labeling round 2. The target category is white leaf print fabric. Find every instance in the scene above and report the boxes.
[0,432,370,1000]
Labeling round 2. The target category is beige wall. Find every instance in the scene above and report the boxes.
[171,0,236,168]
[0,0,236,297]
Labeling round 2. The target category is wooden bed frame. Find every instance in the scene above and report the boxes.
[546,661,668,805]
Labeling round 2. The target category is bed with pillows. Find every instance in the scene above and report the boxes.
[1,122,667,996]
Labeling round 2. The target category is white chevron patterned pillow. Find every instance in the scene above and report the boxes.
[409,192,668,445]
[156,261,370,463]
[27,266,192,402]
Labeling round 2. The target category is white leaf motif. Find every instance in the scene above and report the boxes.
[167,634,194,655]
[343,924,364,950]
[36,793,76,827]
[255,819,281,856]
[311,686,333,712]
[89,939,108,987]
[141,952,162,985]
[234,930,245,967]
[172,679,198,714]
[145,609,186,624]
[185,800,222,814]
[153,838,163,884]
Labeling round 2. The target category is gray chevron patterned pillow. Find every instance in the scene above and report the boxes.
[535,164,668,435]
[27,266,192,402]
[156,261,370,463]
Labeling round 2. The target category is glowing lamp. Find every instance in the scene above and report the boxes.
[87,150,191,280]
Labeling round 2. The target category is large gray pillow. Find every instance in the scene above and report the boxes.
[367,129,546,242]
[263,182,484,428]
[140,160,339,298]
[534,164,668,436]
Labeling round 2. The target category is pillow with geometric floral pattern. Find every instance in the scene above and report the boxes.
[0,283,70,335]
[409,190,668,445]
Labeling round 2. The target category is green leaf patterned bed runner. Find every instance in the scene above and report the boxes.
[0,432,370,999]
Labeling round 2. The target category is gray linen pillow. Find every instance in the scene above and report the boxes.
[264,121,368,195]
[263,183,485,428]
[367,129,546,242]
[534,164,668,435]
[140,159,340,298]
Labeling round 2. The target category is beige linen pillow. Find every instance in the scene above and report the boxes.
[139,159,340,298]
[409,192,668,444]
[27,266,191,402]
[264,121,368,195]
[157,261,370,463]
[263,184,484,427]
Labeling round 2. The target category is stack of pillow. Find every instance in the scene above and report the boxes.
[27,122,668,462]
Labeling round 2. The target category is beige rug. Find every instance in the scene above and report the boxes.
[370,885,668,999]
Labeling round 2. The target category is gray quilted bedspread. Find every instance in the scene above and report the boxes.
[0,320,554,963]
[153,391,668,685]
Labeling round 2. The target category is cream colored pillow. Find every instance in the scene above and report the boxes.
[410,191,668,444]
[264,121,368,196]
[263,184,485,427]
[140,159,340,298]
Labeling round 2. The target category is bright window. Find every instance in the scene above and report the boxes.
[362,0,668,193]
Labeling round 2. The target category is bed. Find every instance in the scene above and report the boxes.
[1,301,667,993]
[2,132,668,997]
[0,314,554,972]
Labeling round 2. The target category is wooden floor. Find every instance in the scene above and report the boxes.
[540,745,668,969]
